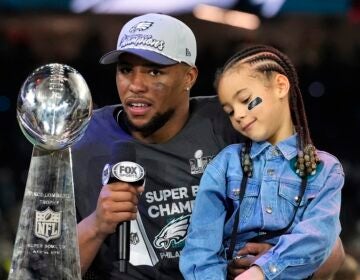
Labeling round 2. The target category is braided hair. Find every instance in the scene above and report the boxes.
[215,45,319,177]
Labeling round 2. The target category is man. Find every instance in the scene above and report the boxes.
[73,13,344,280]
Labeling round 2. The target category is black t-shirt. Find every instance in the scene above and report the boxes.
[72,96,243,279]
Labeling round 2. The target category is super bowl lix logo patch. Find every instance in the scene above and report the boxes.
[189,150,215,175]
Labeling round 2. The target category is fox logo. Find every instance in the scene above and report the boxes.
[153,215,190,249]
[129,21,153,33]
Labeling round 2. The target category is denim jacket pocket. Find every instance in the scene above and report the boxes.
[226,177,260,224]
[278,179,319,225]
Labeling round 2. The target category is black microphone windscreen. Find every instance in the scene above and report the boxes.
[102,140,145,186]
[110,140,136,164]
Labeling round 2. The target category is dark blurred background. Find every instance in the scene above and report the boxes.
[0,0,360,278]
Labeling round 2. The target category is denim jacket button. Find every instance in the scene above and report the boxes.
[232,189,240,196]
[265,207,273,214]
[272,148,279,156]
[269,264,278,273]
[267,169,275,176]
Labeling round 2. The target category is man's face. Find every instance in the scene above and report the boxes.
[116,53,194,137]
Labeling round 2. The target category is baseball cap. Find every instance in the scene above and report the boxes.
[99,13,197,66]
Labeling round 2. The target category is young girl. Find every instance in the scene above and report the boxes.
[179,45,344,280]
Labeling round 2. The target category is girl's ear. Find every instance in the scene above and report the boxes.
[275,73,290,99]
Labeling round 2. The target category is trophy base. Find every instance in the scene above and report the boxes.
[8,147,81,280]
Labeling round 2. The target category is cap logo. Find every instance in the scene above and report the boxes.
[119,34,165,52]
[129,21,153,33]
[186,48,191,57]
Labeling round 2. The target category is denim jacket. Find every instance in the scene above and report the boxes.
[180,135,344,280]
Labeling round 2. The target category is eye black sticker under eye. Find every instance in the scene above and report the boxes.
[248,97,262,110]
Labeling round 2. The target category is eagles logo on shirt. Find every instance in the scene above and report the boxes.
[153,215,190,249]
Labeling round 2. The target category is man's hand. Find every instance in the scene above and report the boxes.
[313,237,345,280]
[77,182,143,274]
[227,243,272,280]
[227,238,344,280]
[94,182,144,237]
[234,265,265,280]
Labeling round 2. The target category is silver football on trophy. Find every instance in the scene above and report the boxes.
[17,63,92,150]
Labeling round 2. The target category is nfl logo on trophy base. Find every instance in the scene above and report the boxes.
[35,207,61,242]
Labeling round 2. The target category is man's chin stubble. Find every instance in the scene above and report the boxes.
[124,109,175,138]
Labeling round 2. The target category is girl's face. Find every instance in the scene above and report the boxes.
[218,65,293,145]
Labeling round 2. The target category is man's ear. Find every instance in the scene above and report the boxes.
[275,73,290,99]
[185,66,198,91]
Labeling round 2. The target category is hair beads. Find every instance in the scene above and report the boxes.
[241,144,253,177]
[295,144,320,177]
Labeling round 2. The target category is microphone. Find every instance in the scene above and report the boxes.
[102,141,145,273]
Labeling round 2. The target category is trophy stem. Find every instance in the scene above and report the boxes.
[8,147,81,280]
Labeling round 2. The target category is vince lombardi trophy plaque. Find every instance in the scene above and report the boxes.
[8,63,92,279]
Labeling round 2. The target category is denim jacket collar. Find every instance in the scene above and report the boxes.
[250,134,298,160]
